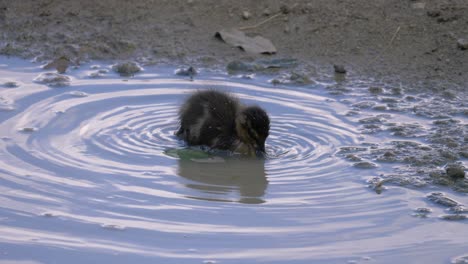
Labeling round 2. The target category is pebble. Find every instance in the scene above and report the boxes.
[242,11,251,20]
[262,7,271,16]
[457,38,468,50]
[353,161,377,169]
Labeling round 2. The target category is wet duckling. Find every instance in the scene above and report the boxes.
[176,90,270,156]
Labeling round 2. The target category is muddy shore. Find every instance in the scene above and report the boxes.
[1,0,467,91]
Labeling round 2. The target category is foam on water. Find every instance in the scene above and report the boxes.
[0,57,467,264]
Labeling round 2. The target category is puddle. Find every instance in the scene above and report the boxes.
[0,56,467,263]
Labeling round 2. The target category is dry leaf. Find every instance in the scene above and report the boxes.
[215,28,276,54]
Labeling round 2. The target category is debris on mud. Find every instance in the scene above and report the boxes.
[215,28,276,54]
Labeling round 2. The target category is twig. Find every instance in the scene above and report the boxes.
[388,26,401,46]
[238,12,283,31]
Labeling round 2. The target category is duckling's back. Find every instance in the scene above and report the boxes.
[177,90,240,149]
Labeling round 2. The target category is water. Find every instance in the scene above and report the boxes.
[0,57,467,264]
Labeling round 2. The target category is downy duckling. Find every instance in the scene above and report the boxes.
[176,90,270,156]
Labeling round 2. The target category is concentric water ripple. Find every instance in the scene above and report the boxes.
[1,58,467,264]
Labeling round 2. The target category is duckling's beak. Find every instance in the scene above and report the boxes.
[255,143,266,157]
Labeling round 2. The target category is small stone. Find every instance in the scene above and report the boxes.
[262,8,271,16]
[446,163,466,179]
[333,64,346,74]
[346,154,362,161]
[353,161,377,169]
[242,11,251,20]
[457,38,468,50]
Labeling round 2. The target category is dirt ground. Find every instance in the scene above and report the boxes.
[1,0,467,91]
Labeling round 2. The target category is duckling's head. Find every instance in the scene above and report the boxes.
[235,106,270,156]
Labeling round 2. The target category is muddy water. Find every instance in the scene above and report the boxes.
[0,57,467,264]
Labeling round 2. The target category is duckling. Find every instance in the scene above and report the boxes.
[176,90,270,156]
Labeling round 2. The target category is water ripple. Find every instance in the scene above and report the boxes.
[1,58,467,263]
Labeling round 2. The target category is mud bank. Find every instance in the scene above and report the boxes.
[1,0,467,91]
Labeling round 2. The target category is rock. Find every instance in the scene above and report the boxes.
[112,61,142,76]
[353,161,377,169]
[427,192,459,207]
[242,11,251,20]
[333,64,346,74]
[457,38,468,50]
[262,7,271,16]
[33,72,71,87]
[445,163,466,179]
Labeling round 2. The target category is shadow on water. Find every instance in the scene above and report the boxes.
[177,157,268,204]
